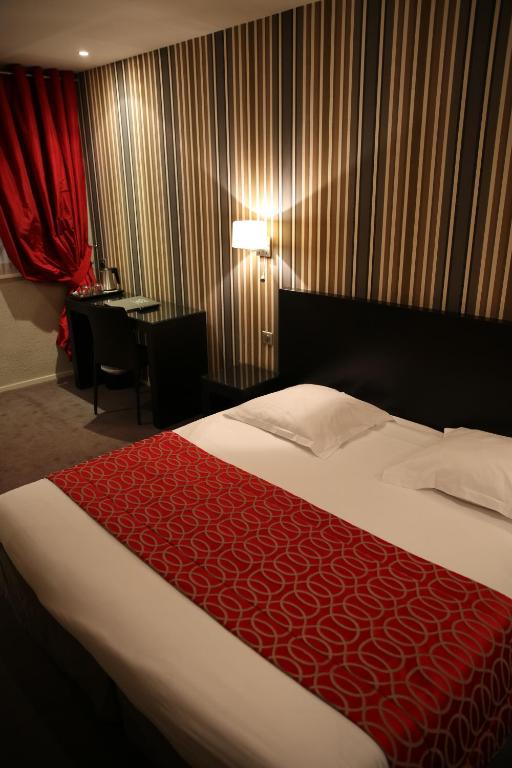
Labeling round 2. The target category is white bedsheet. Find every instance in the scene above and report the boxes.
[1,415,512,768]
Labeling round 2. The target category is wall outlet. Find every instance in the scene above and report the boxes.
[262,330,273,346]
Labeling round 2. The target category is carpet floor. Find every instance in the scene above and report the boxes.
[0,376,160,494]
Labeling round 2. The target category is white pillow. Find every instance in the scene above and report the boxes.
[382,427,512,519]
[224,384,391,458]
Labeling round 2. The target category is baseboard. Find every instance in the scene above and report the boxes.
[0,370,73,394]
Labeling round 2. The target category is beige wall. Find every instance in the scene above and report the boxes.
[0,277,72,391]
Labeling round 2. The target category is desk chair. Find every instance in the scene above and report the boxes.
[87,305,148,424]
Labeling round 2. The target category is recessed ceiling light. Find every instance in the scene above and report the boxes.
[78,50,89,57]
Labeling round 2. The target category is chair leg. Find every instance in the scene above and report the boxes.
[135,370,141,425]
[93,364,99,415]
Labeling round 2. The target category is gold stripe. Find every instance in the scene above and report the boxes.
[397,0,421,302]
[158,50,176,304]
[367,0,386,299]
[211,34,225,366]
[234,26,244,363]
[180,43,194,308]
[224,30,235,367]
[187,40,201,310]
[387,0,410,303]
[205,36,222,372]
[315,0,325,293]
[409,0,435,305]
[307,5,317,290]
[352,0,367,296]
[262,18,269,366]
[333,0,347,293]
[300,7,307,289]
[291,9,297,290]
[419,0,449,307]
[153,51,172,302]
[168,48,184,303]
[324,0,336,292]
[260,17,264,367]
[176,44,192,308]
[341,0,354,294]
[269,15,275,369]
[196,38,212,362]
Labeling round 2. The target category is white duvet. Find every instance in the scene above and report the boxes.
[1,414,512,768]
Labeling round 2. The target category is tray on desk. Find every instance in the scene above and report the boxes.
[70,289,122,300]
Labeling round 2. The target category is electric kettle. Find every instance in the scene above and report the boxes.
[98,262,121,293]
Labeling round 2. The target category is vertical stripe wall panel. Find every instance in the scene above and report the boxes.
[80,66,135,293]
[80,0,512,375]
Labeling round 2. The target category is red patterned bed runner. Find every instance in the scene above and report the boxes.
[49,431,512,767]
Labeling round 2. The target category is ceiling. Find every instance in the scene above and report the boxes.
[0,0,300,71]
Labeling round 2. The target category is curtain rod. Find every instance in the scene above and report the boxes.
[0,69,78,81]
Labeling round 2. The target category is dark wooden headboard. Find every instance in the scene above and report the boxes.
[278,288,512,435]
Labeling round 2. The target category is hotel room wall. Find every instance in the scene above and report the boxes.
[0,279,71,391]
[79,0,512,374]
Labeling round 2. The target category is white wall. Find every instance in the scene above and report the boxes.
[0,276,72,391]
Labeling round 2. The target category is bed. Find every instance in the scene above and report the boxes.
[1,288,512,768]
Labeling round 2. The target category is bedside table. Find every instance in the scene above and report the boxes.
[202,364,280,415]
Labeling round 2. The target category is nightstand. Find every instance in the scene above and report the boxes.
[202,364,280,415]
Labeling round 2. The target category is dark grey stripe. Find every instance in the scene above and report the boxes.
[159,46,184,306]
[114,60,142,294]
[214,29,233,369]
[355,0,381,299]
[431,0,473,310]
[445,0,496,312]
[294,5,303,286]
[281,9,294,291]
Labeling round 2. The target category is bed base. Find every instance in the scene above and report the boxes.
[0,545,189,768]
[2,544,511,767]
[3,291,512,767]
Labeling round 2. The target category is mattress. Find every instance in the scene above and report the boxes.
[1,413,512,768]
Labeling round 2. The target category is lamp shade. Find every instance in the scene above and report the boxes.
[231,220,268,251]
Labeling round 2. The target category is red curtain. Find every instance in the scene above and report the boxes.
[0,65,93,356]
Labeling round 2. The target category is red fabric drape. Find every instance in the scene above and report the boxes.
[0,65,93,356]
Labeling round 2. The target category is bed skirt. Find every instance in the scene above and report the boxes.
[0,545,189,768]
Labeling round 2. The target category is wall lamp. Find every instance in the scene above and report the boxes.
[231,220,271,282]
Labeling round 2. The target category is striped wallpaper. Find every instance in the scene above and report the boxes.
[79,0,512,374]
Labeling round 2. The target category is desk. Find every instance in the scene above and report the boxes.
[66,295,207,428]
